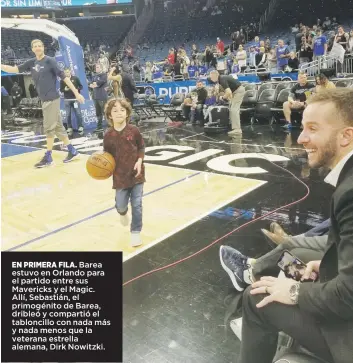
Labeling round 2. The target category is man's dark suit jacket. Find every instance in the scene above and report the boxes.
[299,154,353,363]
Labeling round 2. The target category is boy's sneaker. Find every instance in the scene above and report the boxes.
[219,245,255,291]
[35,151,53,168]
[67,127,73,134]
[131,232,142,247]
[120,213,130,227]
[63,149,79,163]
[78,126,84,134]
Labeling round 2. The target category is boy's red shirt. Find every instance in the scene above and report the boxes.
[103,124,145,189]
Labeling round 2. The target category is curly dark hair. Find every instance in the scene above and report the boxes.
[104,98,132,127]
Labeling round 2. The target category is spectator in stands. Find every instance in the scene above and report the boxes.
[204,45,214,68]
[299,35,313,63]
[216,51,227,75]
[348,30,353,54]
[282,72,315,129]
[60,68,84,135]
[287,52,299,72]
[295,27,304,52]
[331,17,339,30]
[229,39,238,53]
[322,17,331,30]
[313,29,328,66]
[90,63,108,132]
[232,30,244,50]
[10,82,22,108]
[144,62,152,82]
[231,58,240,74]
[188,60,198,79]
[125,45,133,62]
[208,70,245,135]
[132,60,141,82]
[173,57,182,79]
[191,44,198,61]
[1,86,12,115]
[162,58,172,75]
[257,48,268,70]
[98,52,109,73]
[248,46,257,68]
[315,73,336,93]
[235,45,247,72]
[197,61,207,76]
[276,39,290,71]
[255,47,265,68]
[216,37,225,54]
[167,48,175,65]
[335,26,349,51]
[221,88,353,363]
[266,48,277,73]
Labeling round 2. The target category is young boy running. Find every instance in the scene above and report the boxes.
[103,98,145,247]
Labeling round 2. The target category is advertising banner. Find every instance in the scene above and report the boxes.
[136,73,298,103]
[0,0,132,8]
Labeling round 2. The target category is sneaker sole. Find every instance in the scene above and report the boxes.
[35,162,54,168]
[63,153,80,163]
[219,246,245,292]
[131,242,142,247]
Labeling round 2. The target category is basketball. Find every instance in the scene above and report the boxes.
[86,151,116,180]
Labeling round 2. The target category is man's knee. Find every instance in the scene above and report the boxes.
[116,206,128,215]
[283,101,291,111]
[242,285,264,311]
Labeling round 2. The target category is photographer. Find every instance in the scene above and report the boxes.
[108,64,137,106]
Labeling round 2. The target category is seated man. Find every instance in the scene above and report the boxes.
[181,80,207,124]
[282,72,315,130]
[221,89,353,363]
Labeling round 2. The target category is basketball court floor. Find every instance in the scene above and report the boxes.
[1,118,333,362]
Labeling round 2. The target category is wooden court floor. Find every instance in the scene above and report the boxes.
[2,146,266,261]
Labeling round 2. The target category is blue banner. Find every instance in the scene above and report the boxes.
[57,36,98,129]
[136,73,298,103]
[0,0,131,8]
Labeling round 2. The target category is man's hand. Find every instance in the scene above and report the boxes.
[134,159,142,177]
[302,260,320,281]
[75,93,85,104]
[250,276,299,308]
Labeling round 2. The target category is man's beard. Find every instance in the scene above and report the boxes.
[309,136,337,169]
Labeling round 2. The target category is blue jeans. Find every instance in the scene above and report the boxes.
[115,183,143,233]
[64,100,83,128]
[304,218,331,237]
